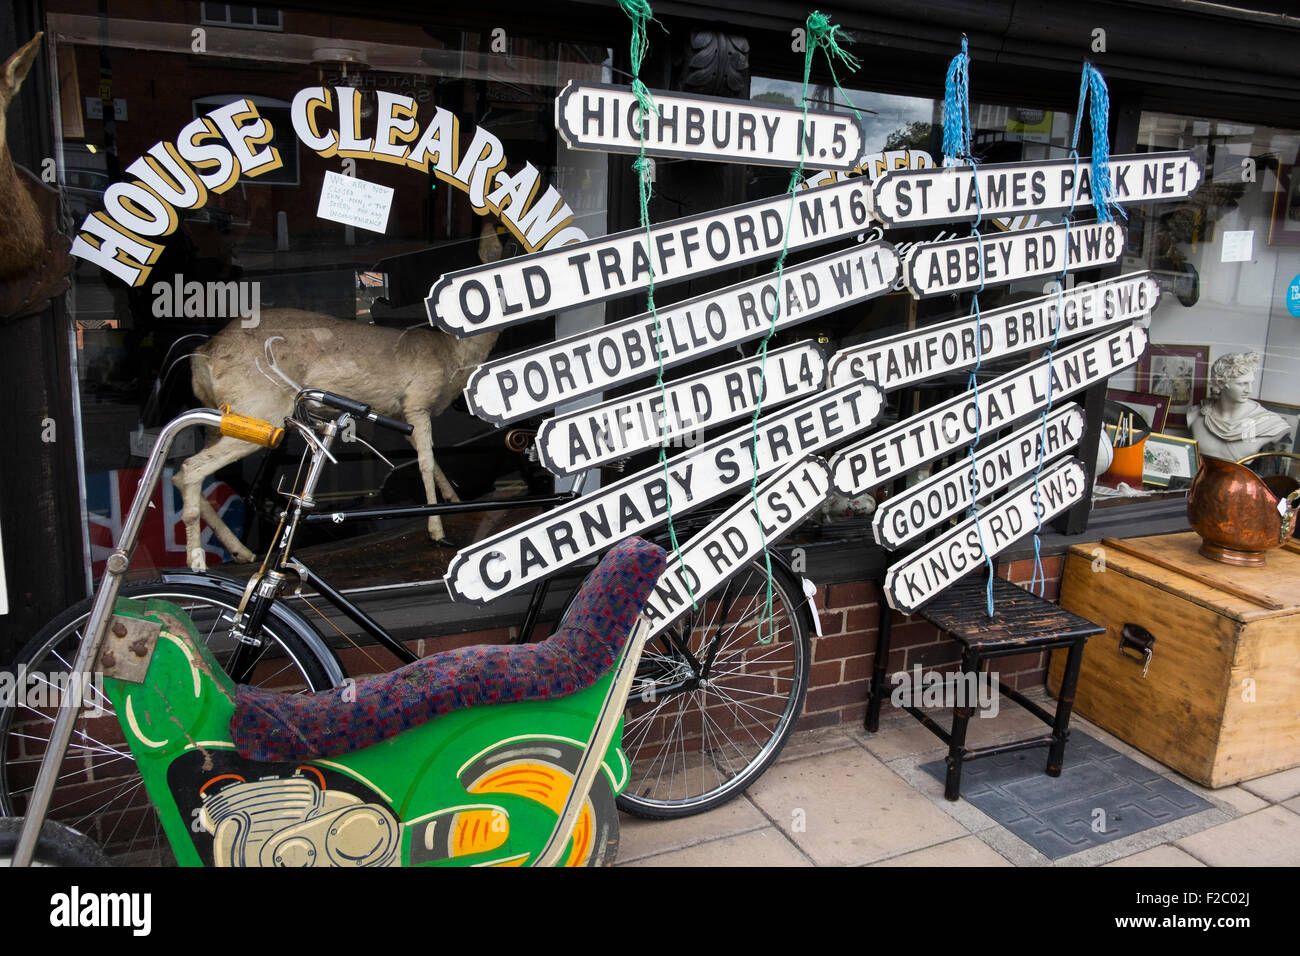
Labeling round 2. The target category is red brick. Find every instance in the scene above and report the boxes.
[892,621,942,648]
[841,654,875,682]
[818,609,844,636]
[826,580,875,609]
[810,659,842,688]
[993,651,1044,676]
[805,678,870,712]
[906,642,963,669]
[795,708,843,731]
[1015,669,1048,692]
[840,702,868,724]
[813,631,873,662]
[843,606,878,633]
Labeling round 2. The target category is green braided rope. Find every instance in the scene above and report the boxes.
[619,0,696,608]
[747,11,862,643]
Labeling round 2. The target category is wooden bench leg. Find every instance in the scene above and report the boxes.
[944,647,981,801]
[865,602,893,733]
[1046,638,1087,777]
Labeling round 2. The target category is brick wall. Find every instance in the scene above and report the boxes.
[799,554,1066,732]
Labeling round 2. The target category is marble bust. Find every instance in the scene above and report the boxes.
[1187,352,1291,461]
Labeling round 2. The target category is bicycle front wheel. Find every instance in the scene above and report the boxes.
[617,555,811,818]
[0,581,335,865]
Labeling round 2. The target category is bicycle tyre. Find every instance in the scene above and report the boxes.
[616,554,811,819]
[0,581,335,865]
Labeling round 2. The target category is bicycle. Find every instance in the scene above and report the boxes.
[2,389,813,859]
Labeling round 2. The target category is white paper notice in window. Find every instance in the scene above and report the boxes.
[1221,230,1254,263]
[316,171,394,234]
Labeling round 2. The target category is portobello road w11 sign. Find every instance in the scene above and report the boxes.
[884,457,1088,614]
[464,242,899,424]
[830,325,1147,496]
[873,152,1201,226]
[427,175,876,334]
[829,271,1159,389]
[872,404,1085,549]
[445,380,881,604]
[903,221,1124,298]
[642,456,832,635]
[536,341,827,476]
[556,82,867,170]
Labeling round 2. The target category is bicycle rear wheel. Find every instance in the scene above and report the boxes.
[0,581,334,865]
[617,555,811,818]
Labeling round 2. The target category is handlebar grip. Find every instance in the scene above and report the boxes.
[369,412,414,436]
[316,391,371,417]
[219,406,285,448]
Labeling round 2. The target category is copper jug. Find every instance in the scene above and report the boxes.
[1187,453,1300,567]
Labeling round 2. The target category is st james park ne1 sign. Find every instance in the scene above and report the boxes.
[830,324,1147,496]
[642,456,832,636]
[555,81,867,170]
[902,220,1125,298]
[445,380,882,604]
[535,341,827,476]
[426,175,876,334]
[871,403,1084,549]
[872,151,1202,226]
[464,242,899,424]
[830,271,1159,390]
[884,457,1088,614]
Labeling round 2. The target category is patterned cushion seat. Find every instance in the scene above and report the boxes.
[230,537,667,762]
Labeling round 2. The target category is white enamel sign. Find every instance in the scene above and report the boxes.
[427,175,876,335]
[872,404,1085,550]
[830,271,1159,389]
[445,381,882,604]
[884,457,1088,614]
[831,325,1147,495]
[465,242,899,424]
[903,221,1125,299]
[555,81,866,171]
[536,341,827,476]
[873,152,1202,226]
[643,456,832,635]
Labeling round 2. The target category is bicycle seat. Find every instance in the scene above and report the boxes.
[230,536,668,762]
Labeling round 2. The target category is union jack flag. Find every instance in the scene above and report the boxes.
[87,468,246,577]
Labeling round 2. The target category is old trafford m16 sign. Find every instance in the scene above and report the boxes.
[556,81,867,170]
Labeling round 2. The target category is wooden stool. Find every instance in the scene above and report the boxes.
[866,574,1104,801]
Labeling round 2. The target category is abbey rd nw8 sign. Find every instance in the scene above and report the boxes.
[446,380,882,604]
[871,403,1084,549]
[873,152,1201,226]
[829,271,1159,389]
[884,457,1088,614]
[535,341,827,476]
[464,242,899,424]
[642,456,832,635]
[902,221,1124,298]
[427,175,876,334]
[555,81,867,170]
[830,324,1147,495]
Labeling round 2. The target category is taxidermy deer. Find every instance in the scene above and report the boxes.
[177,309,500,570]
[0,33,46,282]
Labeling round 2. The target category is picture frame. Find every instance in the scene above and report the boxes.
[1142,432,1200,488]
[1270,164,1300,246]
[1257,399,1300,455]
[1138,345,1210,429]
[1106,388,1170,433]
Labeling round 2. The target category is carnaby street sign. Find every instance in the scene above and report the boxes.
[871,404,1084,549]
[465,242,898,424]
[555,81,867,170]
[446,380,881,604]
[642,456,832,635]
[884,457,1087,614]
[535,341,827,476]
[427,175,876,334]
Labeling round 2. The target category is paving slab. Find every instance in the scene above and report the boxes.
[622,826,811,867]
[616,798,768,863]
[1238,766,1300,804]
[747,746,967,866]
[871,835,1012,867]
[1176,806,1300,867]
[1104,845,1207,867]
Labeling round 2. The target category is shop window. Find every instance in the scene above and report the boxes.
[199,4,283,31]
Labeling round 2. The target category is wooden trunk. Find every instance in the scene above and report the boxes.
[1048,532,1300,787]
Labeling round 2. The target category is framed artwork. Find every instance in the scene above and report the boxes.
[1142,433,1200,488]
[1257,400,1300,455]
[1138,345,1210,429]
[1270,164,1300,246]
[1106,388,1170,433]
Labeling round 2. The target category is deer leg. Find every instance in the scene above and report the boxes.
[405,409,450,545]
[432,459,459,503]
[173,436,258,569]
